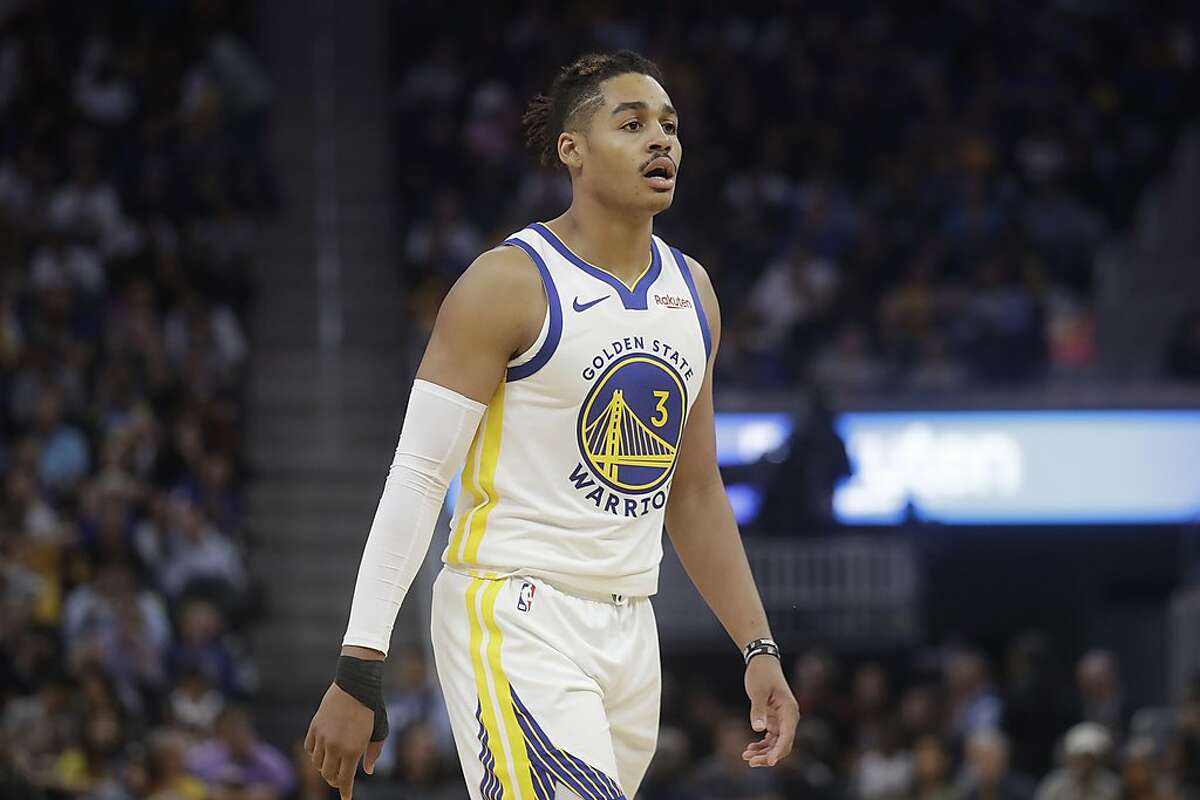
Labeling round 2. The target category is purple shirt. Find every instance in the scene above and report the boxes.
[185,739,295,794]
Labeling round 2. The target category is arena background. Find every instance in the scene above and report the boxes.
[1,1,1199,798]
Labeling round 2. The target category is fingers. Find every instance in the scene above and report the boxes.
[746,731,778,767]
[742,733,775,762]
[304,726,316,756]
[749,696,768,733]
[745,697,801,767]
[765,697,800,767]
[337,755,357,800]
[363,740,384,776]
[320,753,343,786]
[310,737,327,775]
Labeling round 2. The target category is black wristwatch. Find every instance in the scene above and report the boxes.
[743,638,782,666]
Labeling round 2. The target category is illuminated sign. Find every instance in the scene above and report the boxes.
[833,411,1200,524]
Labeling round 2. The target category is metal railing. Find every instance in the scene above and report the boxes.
[655,535,921,650]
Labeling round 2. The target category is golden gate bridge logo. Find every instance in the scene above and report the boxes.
[578,354,686,493]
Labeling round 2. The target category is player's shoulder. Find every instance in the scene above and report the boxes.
[679,251,714,294]
[672,248,719,321]
[466,242,543,285]
[437,242,547,352]
[453,242,545,305]
[656,234,712,293]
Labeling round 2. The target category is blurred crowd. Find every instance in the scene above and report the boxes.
[392,0,1198,390]
[4,0,1199,798]
[0,0,279,797]
[305,641,1200,800]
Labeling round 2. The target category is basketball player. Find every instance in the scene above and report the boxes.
[305,50,800,800]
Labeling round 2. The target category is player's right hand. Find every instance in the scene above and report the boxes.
[304,682,384,800]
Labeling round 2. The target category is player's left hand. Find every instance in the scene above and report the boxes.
[742,655,800,767]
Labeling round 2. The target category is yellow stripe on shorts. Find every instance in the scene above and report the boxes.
[468,576,536,800]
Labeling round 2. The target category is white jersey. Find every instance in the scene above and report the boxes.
[441,221,712,598]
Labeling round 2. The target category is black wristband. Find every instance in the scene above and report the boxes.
[335,656,389,742]
[743,638,782,666]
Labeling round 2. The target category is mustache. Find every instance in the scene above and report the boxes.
[640,154,676,172]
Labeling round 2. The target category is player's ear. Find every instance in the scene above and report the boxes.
[558,131,583,170]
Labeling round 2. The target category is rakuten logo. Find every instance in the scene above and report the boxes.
[654,294,692,309]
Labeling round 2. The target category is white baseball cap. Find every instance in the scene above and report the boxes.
[1064,722,1112,757]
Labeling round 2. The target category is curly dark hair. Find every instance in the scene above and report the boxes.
[522,50,665,169]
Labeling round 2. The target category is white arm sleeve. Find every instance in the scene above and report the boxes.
[342,379,486,655]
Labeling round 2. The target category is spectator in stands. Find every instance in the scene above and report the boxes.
[50,709,133,800]
[900,685,946,743]
[403,189,484,280]
[169,664,226,738]
[810,322,889,392]
[0,529,44,625]
[949,651,1005,743]
[385,721,464,800]
[1168,692,1199,800]
[145,729,207,800]
[62,560,172,714]
[371,646,455,777]
[911,735,956,800]
[33,384,91,492]
[185,705,295,799]
[957,729,1037,800]
[168,596,253,700]
[1075,651,1128,741]
[691,714,781,799]
[961,258,1046,383]
[1035,723,1120,800]
[2,669,76,781]
[76,660,125,717]
[794,649,852,753]
[853,662,893,753]
[854,720,913,800]
[907,333,969,392]
[754,395,851,533]
[157,490,247,611]
[1003,632,1073,779]
[1121,737,1181,800]
[740,246,840,381]
[639,725,707,800]
[775,717,846,800]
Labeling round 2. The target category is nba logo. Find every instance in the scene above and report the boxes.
[517,582,536,612]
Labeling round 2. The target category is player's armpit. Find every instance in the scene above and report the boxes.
[415,245,546,405]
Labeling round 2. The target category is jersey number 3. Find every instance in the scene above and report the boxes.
[651,390,670,427]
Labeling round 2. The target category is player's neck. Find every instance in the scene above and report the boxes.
[546,202,654,286]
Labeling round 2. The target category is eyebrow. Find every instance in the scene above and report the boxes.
[611,101,677,116]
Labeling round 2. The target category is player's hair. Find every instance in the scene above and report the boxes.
[522,50,665,169]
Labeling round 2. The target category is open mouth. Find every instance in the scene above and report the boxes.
[642,157,676,190]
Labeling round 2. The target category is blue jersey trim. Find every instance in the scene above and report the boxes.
[503,237,562,382]
[530,222,661,311]
[671,247,712,360]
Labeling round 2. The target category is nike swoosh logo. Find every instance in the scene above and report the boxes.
[572,295,609,312]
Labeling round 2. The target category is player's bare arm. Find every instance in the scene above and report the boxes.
[664,254,800,768]
[305,244,545,800]
[412,244,548,404]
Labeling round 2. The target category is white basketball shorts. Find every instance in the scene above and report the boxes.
[430,567,661,800]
